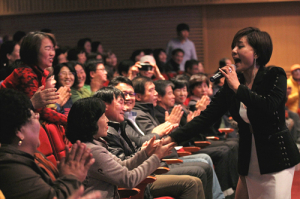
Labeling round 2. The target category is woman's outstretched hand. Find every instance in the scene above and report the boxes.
[58,140,95,182]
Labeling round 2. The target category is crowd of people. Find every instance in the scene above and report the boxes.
[0,24,299,199]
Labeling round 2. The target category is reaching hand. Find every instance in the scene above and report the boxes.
[165,105,183,125]
[56,86,72,107]
[150,63,165,80]
[195,95,210,111]
[153,138,176,159]
[152,121,178,138]
[186,109,201,123]
[31,86,59,109]
[58,141,95,182]
[128,62,141,80]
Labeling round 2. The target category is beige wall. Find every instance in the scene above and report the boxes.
[203,2,300,75]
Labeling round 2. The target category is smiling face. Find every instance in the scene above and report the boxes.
[232,36,256,73]
[58,66,75,88]
[84,41,92,54]
[173,51,184,65]
[37,38,55,69]
[137,82,158,106]
[158,51,167,63]
[94,113,109,139]
[192,82,209,98]
[17,110,41,155]
[158,85,175,110]
[115,83,135,112]
[94,63,107,82]
[105,95,125,123]
[75,64,86,89]
[173,86,188,104]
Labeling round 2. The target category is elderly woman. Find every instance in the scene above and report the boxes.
[166,27,300,199]
[66,97,175,199]
[0,88,95,199]
[0,32,67,126]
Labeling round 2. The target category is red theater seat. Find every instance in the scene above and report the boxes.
[37,125,57,166]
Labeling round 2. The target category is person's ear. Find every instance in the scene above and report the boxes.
[254,52,259,59]
[15,131,25,145]
[157,95,162,102]
[6,53,12,61]
[90,71,96,79]
[135,93,142,101]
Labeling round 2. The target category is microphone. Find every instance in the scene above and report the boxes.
[210,64,236,82]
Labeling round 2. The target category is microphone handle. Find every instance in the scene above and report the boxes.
[210,72,223,82]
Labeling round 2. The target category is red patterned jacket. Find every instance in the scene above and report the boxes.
[0,64,67,126]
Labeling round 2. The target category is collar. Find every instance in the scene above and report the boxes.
[108,121,120,132]
[155,105,167,113]
[134,102,156,117]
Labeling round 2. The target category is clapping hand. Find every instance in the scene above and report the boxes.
[31,86,59,109]
[165,105,183,125]
[195,95,210,111]
[58,141,95,182]
[152,121,178,138]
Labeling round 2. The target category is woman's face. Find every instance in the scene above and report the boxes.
[77,52,87,64]
[37,38,55,69]
[7,44,20,65]
[18,110,41,154]
[158,51,167,63]
[84,41,92,54]
[58,66,75,88]
[135,51,145,62]
[94,113,109,139]
[192,82,208,98]
[97,44,103,54]
[232,36,256,73]
[108,53,117,68]
[173,86,188,104]
[75,64,86,89]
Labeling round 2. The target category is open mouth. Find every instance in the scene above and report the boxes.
[234,58,241,64]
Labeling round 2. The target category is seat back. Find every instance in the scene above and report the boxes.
[37,125,57,166]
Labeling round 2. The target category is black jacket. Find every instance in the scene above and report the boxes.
[171,66,300,175]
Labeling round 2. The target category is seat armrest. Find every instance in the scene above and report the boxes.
[162,159,183,164]
[194,141,212,148]
[154,167,170,175]
[118,188,140,199]
[182,146,201,152]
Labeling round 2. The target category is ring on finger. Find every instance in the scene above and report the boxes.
[229,68,232,73]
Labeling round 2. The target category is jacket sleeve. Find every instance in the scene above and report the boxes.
[0,163,81,199]
[170,83,231,145]
[135,113,158,136]
[37,107,67,126]
[88,147,160,189]
[235,67,287,114]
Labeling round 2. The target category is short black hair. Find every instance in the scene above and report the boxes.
[13,31,26,43]
[177,23,190,32]
[132,76,153,95]
[54,62,78,89]
[77,38,92,50]
[20,31,56,66]
[154,80,174,97]
[85,59,104,85]
[184,59,198,73]
[67,47,84,61]
[171,76,189,90]
[109,76,133,87]
[0,89,32,144]
[94,86,125,104]
[66,97,106,143]
[231,27,272,66]
[189,74,209,95]
[172,48,184,56]
[118,59,134,76]
[153,48,166,63]
[91,41,102,53]
[130,49,144,62]
[0,41,19,67]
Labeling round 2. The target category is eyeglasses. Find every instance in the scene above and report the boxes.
[96,68,106,72]
[59,71,75,77]
[123,92,136,97]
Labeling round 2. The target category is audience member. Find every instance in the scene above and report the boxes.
[95,86,205,199]
[166,23,197,71]
[164,48,184,75]
[67,47,87,65]
[183,59,200,80]
[77,38,92,55]
[0,31,68,126]
[153,48,167,73]
[286,64,300,113]
[91,41,103,54]
[69,61,91,103]
[66,97,175,199]
[138,55,165,80]
[109,76,215,199]
[85,59,107,93]
[0,41,20,80]
[0,88,94,199]
[130,49,145,62]
[53,48,68,67]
